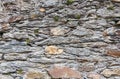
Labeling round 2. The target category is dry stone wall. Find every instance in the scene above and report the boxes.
[0,0,120,79]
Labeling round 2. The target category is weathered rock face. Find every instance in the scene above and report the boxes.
[0,0,120,79]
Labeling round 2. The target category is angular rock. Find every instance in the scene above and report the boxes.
[48,66,82,78]
[107,49,120,57]
[45,45,63,55]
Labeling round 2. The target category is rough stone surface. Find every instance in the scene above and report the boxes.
[0,74,13,79]
[45,45,64,54]
[0,0,120,79]
[101,68,120,77]
[4,53,28,61]
[48,66,82,78]
[24,71,44,79]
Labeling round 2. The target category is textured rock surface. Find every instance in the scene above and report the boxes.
[48,66,82,78]
[0,0,120,79]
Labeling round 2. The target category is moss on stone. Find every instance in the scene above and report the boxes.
[66,0,74,5]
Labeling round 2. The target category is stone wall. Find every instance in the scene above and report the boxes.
[0,0,120,79]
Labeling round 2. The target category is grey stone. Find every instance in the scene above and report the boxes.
[71,27,93,36]
[0,1,2,12]
[0,66,16,74]
[4,53,28,61]
[0,44,36,53]
[81,42,107,48]
[0,54,3,60]
[97,19,107,26]
[0,61,37,72]
[97,8,114,17]
[104,27,116,36]
[67,21,79,27]
[87,9,96,14]
[83,21,103,29]
[83,31,104,42]
[8,40,27,46]
[0,74,13,79]
[42,0,59,7]
[50,26,70,36]
[28,57,66,64]
[35,36,83,45]
[2,33,14,39]
[65,47,94,56]
[3,31,29,40]
[13,32,29,40]
[28,50,45,58]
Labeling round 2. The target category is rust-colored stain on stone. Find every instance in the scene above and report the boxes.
[24,71,44,79]
[107,49,120,57]
[8,15,23,23]
[48,66,82,78]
